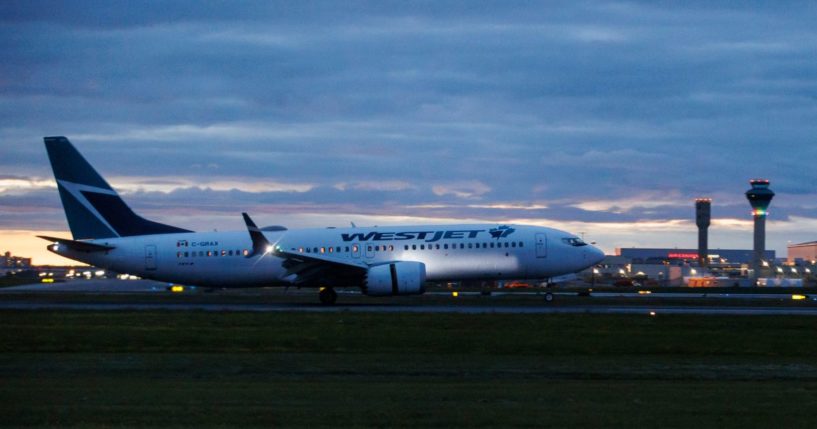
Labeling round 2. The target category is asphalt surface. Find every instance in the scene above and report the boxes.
[3,278,817,315]
[0,278,170,293]
[2,300,817,315]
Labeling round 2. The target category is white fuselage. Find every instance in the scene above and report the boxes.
[51,224,605,288]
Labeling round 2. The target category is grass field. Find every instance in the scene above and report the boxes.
[0,276,41,288]
[2,311,817,427]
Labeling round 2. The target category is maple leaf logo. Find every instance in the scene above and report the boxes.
[489,225,515,239]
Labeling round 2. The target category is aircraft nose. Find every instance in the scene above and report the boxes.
[588,245,605,265]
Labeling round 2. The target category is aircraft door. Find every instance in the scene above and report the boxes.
[352,243,361,259]
[145,245,157,270]
[535,233,547,258]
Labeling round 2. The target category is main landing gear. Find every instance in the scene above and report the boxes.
[319,287,337,305]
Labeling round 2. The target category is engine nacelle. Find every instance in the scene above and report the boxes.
[364,261,426,296]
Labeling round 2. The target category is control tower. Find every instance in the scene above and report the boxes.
[746,179,774,279]
[695,198,711,267]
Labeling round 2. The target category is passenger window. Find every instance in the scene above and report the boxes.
[207,251,213,257]
[228,250,233,256]
[460,243,465,249]
[352,245,359,252]
[242,249,249,256]
[404,245,409,250]
[184,252,189,257]
[412,244,417,250]
[468,243,473,249]
[511,242,516,248]
[328,247,334,253]
[519,242,524,247]
[345,246,350,252]
[177,252,182,258]
[367,246,373,251]
[444,244,448,249]
[389,245,394,251]
[313,247,318,253]
[420,244,425,250]
[336,247,341,253]
[298,247,304,253]
[505,242,509,248]
[306,248,312,253]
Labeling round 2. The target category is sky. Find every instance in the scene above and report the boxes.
[2,1,817,265]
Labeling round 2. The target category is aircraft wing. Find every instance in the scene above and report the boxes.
[273,248,369,286]
[242,213,368,286]
[273,248,369,270]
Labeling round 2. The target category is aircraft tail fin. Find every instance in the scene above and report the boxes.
[44,136,191,240]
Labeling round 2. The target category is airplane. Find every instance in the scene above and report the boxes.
[39,136,606,304]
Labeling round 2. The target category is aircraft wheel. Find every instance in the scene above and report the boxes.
[319,287,337,305]
[544,292,554,303]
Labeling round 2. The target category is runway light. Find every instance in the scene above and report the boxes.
[649,311,656,316]
[170,285,184,293]
[41,278,54,283]
[792,294,807,301]
[638,290,652,295]
[452,291,459,298]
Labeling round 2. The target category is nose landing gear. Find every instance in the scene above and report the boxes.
[319,287,337,305]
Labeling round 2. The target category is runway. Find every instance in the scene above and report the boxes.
[3,278,817,315]
[2,300,817,315]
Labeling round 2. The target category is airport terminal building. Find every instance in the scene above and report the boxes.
[787,241,817,263]
[615,248,775,265]
[2,251,31,269]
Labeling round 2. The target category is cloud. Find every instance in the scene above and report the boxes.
[0,176,55,194]
[432,181,491,199]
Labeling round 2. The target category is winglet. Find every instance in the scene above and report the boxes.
[242,212,272,257]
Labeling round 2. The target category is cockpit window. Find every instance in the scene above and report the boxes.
[562,237,588,247]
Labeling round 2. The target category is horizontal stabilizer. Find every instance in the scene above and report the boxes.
[37,235,115,252]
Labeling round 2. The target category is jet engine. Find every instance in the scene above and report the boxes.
[363,261,426,296]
